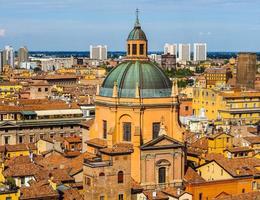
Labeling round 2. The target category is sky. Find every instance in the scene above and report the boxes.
[0,0,260,51]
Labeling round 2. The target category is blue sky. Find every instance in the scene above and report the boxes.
[0,0,259,51]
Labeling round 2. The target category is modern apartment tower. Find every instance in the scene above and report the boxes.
[18,46,29,66]
[236,53,257,89]
[90,45,107,60]
[194,43,207,61]
[0,51,3,73]
[164,43,177,56]
[3,45,14,68]
[178,44,191,61]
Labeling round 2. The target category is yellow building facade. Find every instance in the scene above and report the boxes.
[193,88,260,124]
[0,83,22,99]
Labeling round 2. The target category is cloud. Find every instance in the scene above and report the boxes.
[0,29,5,37]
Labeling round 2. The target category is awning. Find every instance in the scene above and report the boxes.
[35,109,83,116]
[20,111,37,116]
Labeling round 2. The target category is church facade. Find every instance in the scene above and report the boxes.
[83,12,186,200]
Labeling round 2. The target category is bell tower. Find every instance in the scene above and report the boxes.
[126,9,148,60]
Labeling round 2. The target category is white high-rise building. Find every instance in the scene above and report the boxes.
[194,43,207,61]
[0,51,3,72]
[90,45,107,60]
[164,43,177,55]
[3,45,14,68]
[178,44,191,61]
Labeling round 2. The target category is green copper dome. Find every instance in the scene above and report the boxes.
[127,9,147,41]
[100,61,172,98]
[127,27,147,41]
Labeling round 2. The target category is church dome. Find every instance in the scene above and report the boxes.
[127,26,147,41]
[99,60,172,98]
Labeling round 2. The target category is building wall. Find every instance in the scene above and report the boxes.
[196,161,233,181]
[179,99,193,117]
[36,140,54,154]
[236,53,257,89]
[208,134,233,154]
[0,192,19,200]
[140,148,184,190]
[186,178,254,200]
[0,124,82,145]
[90,96,183,182]
[192,88,260,124]
[83,154,132,200]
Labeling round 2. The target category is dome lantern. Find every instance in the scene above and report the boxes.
[126,9,148,60]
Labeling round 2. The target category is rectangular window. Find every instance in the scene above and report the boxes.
[185,106,189,111]
[4,136,9,145]
[140,44,144,55]
[118,194,124,200]
[21,177,25,185]
[152,122,160,139]
[199,193,203,200]
[123,122,131,141]
[128,44,131,55]
[45,88,48,92]
[132,44,137,55]
[86,177,91,186]
[29,135,34,143]
[103,120,107,139]
[38,88,41,92]
[19,135,23,144]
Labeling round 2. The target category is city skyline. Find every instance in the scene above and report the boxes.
[0,0,259,51]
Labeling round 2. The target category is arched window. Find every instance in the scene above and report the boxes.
[118,171,124,183]
[158,167,166,183]
[99,172,105,176]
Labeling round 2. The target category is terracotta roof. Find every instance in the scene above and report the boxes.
[45,74,78,80]
[64,136,82,143]
[63,189,84,200]
[4,162,42,177]
[100,145,134,156]
[20,182,58,200]
[205,67,227,74]
[6,143,37,152]
[143,191,169,200]
[247,127,258,133]
[113,142,134,150]
[80,119,94,128]
[207,133,233,140]
[64,150,81,158]
[37,154,70,169]
[162,187,190,198]
[187,146,204,156]
[243,137,260,144]
[190,137,208,151]
[5,154,43,167]
[86,138,107,148]
[66,152,95,176]
[35,168,74,184]
[204,153,260,177]
[0,102,79,112]
[219,91,260,98]
[184,167,206,184]
[224,146,253,153]
[214,191,260,200]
